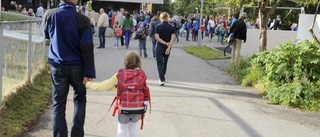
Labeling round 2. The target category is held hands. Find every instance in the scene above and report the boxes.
[83,77,92,85]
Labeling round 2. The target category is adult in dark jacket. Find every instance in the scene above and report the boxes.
[155,12,175,86]
[149,15,161,59]
[42,0,95,136]
[230,12,247,63]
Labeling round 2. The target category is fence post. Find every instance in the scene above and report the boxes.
[27,21,32,81]
[0,22,4,107]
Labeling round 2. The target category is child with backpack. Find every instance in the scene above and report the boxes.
[86,51,151,137]
[114,21,123,49]
[135,17,149,58]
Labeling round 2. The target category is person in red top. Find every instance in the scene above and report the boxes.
[111,12,117,27]
[200,23,205,39]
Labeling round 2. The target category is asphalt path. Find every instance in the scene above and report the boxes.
[25,35,320,137]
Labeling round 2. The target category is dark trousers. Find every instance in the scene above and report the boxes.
[120,35,124,46]
[51,65,87,137]
[151,35,157,58]
[156,46,170,82]
[186,30,190,41]
[98,27,106,47]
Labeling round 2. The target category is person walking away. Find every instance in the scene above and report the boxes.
[155,12,175,86]
[230,13,247,63]
[114,21,122,49]
[145,12,151,23]
[88,12,96,34]
[86,51,151,137]
[219,24,226,43]
[200,23,205,39]
[230,15,237,27]
[28,8,35,17]
[108,8,114,28]
[137,17,148,58]
[111,12,117,27]
[270,15,281,30]
[115,8,125,46]
[123,12,134,49]
[97,8,109,48]
[193,20,199,42]
[42,0,96,136]
[174,19,181,42]
[204,16,209,37]
[291,23,298,31]
[185,19,191,41]
[36,4,44,18]
[208,16,216,42]
[149,15,161,59]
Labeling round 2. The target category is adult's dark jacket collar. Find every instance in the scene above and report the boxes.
[58,2,76,11]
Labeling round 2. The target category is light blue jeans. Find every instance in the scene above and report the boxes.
[139,38,147,57]
[114,37,120,47]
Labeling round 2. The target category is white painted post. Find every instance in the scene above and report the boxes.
[27,21,33,81]
[0,22,3,107]
[197,0,204,47]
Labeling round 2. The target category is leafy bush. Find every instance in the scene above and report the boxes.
[228,40,320,110]
[0,12,31,21]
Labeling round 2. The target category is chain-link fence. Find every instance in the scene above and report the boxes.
[0,11,46,107]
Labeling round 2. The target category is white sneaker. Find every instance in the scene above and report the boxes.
[159,80,165,86]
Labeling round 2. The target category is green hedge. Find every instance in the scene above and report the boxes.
[227,40,320,110]
[0,12,30,21]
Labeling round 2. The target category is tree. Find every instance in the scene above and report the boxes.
[309,0,320,48]
[172,0,217,17]
[214,0,317,52]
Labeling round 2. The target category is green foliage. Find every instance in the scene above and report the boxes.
[0,67,52,136]
[183,46,225,60]
[0,12,30,21]
[226,57,251,81]
[228,40,320,110]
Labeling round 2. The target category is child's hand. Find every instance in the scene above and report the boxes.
[83,77,92,85]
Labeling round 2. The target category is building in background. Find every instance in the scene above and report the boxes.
[1,0,163,16]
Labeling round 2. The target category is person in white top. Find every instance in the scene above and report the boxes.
[97,8,109,48]
[208,16,216,42]
[36,4,44,18]
[115,8,125,46]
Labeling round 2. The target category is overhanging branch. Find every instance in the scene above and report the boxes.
[267,0,285,19]
[309,0,320,48]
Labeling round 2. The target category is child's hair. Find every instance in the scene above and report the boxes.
[115,21,119,25]
[124,51,141,69]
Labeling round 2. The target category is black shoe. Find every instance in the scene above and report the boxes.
[97,46,102,49]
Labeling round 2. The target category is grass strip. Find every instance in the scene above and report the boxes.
[182,46,225,60]
[0,67,51,137]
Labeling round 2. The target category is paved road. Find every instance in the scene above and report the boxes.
[25,35,320,137]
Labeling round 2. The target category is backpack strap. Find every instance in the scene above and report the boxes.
[108,96,119,117]
[140,114,145,130]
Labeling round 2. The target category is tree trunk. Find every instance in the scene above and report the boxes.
[258,1,268,52]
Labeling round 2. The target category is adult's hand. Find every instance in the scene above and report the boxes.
[83,77,92,85]
[165,48,171,55]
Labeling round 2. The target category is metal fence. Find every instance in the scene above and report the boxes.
[0,12,46,107]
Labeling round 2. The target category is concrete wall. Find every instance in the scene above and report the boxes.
[297,14,320,42]
[241,30,297,57]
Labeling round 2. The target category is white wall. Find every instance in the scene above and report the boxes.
[241,30,297,57]
[297,14,320,41]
